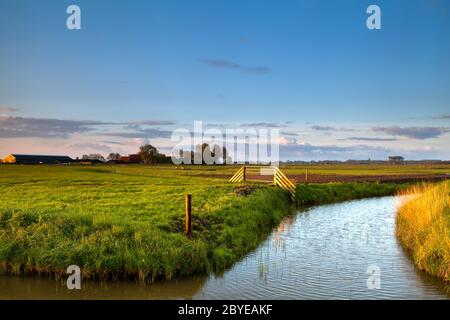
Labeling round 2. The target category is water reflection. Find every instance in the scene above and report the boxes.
[0,275,207,300]
[195,196,449,299]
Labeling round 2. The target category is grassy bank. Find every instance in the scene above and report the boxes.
[0,165,425,282]
[396,182,450,282]
[0,165,291,282]
[295,182,407,206]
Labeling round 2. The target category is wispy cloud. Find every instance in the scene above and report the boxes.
[341,137,398,142]
[201,59,271,75]
[241,122,281,128]
[311,125,357,132]
[279,141,441,161]
[0,116,108,138]
[311,125,334,131]
[0,116,175,139]
[70,143,113,154]
[278,140,439,161]
[100,140,123,145]
[130,120,176,126]
[281,131,300,137]
[201,59,241,69]
[101,127,172,139]
[245,66,271,74]
[279,142,393,160]
[0,107,19,113]
[372,126,449,140]
[433,114,450,120]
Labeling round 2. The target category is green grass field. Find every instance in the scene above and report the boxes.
[0,164,444,282]
[0,165,292,281]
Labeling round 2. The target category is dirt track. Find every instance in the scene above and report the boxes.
[286,173,449,184]
[215,173,449,184]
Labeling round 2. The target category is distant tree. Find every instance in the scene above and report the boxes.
[193,143,230,164]
[223,146,232,164]
[107,153,121,161]
[198,143,211,164]
[139,144,159,165]
[81,153,105,162]
[154,153,171,164]
[212,144,231,164]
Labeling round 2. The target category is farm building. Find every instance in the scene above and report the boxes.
[119,154,142,164]
[3,154,74,165]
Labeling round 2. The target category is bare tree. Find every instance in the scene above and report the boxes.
[194,143,230,164]
[81,154,105,162]
[139,144,159,165]
[107,153,121,161]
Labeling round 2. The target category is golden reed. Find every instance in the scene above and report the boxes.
[396,181,450,282]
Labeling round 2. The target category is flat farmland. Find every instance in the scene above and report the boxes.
[0,164,290,281]
[191,163,450,184]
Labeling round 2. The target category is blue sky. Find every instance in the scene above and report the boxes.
[0,0,449,160]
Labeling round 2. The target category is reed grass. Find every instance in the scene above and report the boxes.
[396,181,450,282]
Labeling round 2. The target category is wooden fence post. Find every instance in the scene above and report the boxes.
[243,165,246,182]
[305,168,309,185]
[186,193,192,239]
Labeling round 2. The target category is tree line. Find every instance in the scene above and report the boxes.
[80,143,230,165]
